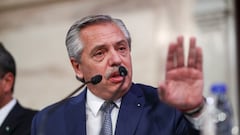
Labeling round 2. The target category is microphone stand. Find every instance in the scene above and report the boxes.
[37,75,102,135]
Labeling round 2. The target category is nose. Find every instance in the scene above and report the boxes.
[108,49,121,66]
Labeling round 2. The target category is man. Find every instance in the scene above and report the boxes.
[31,15,204,135]
[0,43,38,135]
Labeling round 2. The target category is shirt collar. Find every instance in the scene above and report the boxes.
[0,98,17,126]
[86,89,121,116]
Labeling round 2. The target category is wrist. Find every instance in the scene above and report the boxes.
[184,97,206,117]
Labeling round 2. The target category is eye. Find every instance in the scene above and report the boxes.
[95,50,104,56]
[92,49,105,61]
[119,46,126,51]
[117,44,129,55]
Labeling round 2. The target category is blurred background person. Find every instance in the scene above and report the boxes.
[0,42,38,135]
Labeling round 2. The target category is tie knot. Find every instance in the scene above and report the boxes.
[101,101,115,113]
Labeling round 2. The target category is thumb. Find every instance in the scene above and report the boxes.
[158,81,166,100]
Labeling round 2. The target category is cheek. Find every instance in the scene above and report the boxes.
[82,66,95,75]
[126,57,132,74]
[82,64,106,79]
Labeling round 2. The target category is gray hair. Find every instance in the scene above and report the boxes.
[65,15,131,62]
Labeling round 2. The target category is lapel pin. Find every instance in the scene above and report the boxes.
[5,126,11,132]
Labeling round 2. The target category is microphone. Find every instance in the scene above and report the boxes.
[119,66,128,77]
[86,74,102,85]
[61,74,102,102]
[37,74,102,135]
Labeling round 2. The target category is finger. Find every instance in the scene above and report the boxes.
[166,43,176,71]
[176,36,184,67]
[187,37,196,68]
[196,47,203,71]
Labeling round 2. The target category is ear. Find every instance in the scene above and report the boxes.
[70,58,84,79]
[2,72,14,93]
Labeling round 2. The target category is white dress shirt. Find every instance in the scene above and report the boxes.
[185,106,207,130]
[0,98,16,126]
[86,89,121,135]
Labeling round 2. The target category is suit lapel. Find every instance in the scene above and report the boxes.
[0,102,22,134]
[64,89,87,135]
[115,84,145,135]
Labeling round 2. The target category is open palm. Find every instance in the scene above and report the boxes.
[159,36,204,112]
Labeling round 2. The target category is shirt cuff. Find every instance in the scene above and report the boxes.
[184,104,207,130]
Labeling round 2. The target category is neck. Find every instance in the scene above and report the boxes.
[0,95,13,108]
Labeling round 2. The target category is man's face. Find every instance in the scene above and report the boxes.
[0,73,14,108]
[0,76,4,105]
[73,22,132,100]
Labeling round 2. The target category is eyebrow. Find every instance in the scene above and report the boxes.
[90,44,106,55]
[90,39,128,53]
[116,40,128,46]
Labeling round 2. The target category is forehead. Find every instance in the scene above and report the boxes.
[79,22,125,43]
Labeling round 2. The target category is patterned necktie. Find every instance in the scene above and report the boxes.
[100,101,115,135]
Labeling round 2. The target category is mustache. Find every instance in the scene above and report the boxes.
[105,66,120,79]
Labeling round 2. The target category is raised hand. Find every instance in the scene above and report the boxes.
[158,36,204,112]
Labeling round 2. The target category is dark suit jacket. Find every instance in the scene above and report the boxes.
[31,83,200,135]
[0,101,38,135]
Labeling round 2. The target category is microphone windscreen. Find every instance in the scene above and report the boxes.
[119,66,128,76]
[91,75,102,85]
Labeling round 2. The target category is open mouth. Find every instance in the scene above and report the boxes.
[108,71,123,83]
